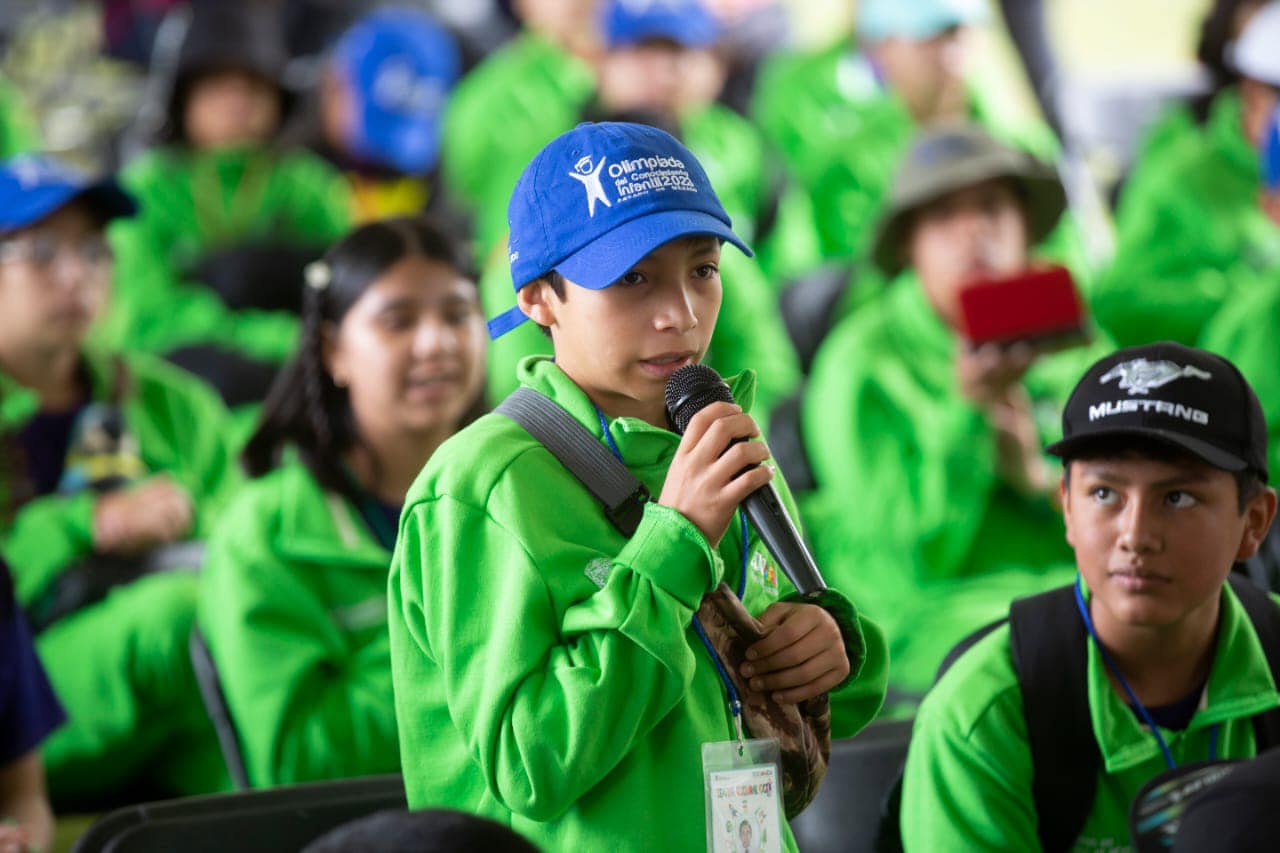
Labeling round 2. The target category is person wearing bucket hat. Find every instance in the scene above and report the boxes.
[388,121,887,852]
[100,0,352,432]
[751,0,1068,270]
[902,341,1280,852]
[298,7,467,225]
[1094,0,1280,349]
[0,153,242,804]
[457,0,803,417]
[795,124,1107,704]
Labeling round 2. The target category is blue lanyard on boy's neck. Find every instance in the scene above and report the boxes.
[1073,576,1219,770]
[595,403,752,745]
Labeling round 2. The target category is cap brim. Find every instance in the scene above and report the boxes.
[1046,425,1250,473]
[78,180,139,223]
[1,179,137,235]
[556,208,751,290]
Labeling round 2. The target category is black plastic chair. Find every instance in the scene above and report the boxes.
[71,774,407,853]
[790,719,915,853]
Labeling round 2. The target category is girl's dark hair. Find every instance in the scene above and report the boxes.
[242,215,483,499]
[1192,0,1263,123]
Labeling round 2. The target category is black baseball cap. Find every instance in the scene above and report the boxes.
[1046,342,1269,481]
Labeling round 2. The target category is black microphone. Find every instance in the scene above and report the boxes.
[665,364,828,598]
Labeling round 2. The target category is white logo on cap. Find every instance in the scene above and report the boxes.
[568,155,611,217]
[1100,358,1211,396]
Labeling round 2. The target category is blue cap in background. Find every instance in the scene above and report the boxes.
[858,0,989,42]
[329,7,461,175]
[489,121,751,339]
[1263,103,1280,192]
[602,0,721,50]
[0,154,137,234]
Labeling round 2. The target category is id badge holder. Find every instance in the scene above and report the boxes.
[702,716,784,853]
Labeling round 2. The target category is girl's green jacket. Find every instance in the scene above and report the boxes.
[199,460,400,787]
[389,357,887,852]
[902,581,1280,851]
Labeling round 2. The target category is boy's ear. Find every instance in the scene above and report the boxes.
[1236,486,1279,561]
[516,279,559,329]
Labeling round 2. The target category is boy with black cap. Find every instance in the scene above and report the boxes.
[389,121,887,852]
[901,342,1280,851]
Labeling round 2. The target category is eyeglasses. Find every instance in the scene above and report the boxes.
[0,232,113,270]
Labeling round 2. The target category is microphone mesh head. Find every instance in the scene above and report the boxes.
[665,363,735,434]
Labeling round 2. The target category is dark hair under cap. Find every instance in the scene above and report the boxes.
[158,0,294,145]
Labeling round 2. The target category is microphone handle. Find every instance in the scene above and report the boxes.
[740,482,828,598]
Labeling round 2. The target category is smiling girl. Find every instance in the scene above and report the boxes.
[197,217,486,786]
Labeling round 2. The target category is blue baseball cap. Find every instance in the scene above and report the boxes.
[602,0,721,50]
[858,0,988,41]
[329,7,461,175]
[489,121,751,339]
[0,154,137,235]
[1264,104,1280,192]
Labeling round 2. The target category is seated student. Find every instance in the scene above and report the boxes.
[0,154,239,804]
[199,216,486,787]
[901,342,1279,851]
[0,558,62,853]
[471,0,801,419]
[752,0,1070,271]
[800,124,1104,705]
[1093,1,1280,347]
[388,122,888,852]
[294,8,468,229]
[101,0,352,416]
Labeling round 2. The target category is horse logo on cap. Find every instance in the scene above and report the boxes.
[568,154,611,217]
[1100,358,1211,396]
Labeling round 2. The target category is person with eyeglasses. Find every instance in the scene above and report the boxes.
[0,154,242,806]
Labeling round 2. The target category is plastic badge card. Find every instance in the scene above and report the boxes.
[703,739,783,853]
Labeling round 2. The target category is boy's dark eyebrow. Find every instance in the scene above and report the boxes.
[1075,462,1214,488]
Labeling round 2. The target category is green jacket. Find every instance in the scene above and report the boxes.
[388,357,887,852]
[800,279,1099,696]
[101,145,352,361]
[479,247,802,424]
[751,42,1066,266]
[1094,88,1280,347]
[0,350,239,608]
[199,459,399,787]
[901,581,1280,851]
[1199,269,1280,478]
[0,73,39,156]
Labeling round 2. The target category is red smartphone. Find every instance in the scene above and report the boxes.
[956,265,1088,349]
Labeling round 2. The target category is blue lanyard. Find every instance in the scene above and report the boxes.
[595,405,751,738]
[1073,576,1219,770]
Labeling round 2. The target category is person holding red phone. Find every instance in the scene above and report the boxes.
[798,124,1111,707]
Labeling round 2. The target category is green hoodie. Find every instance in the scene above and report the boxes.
[0,350,239,801]
[389,356,887,852]
[100,145,352,362]
[199,459,399,788]
[751,42,1067,268]
[1,350,239,607]
[800,279,1102,699]
[1094,88,1280,347]
[901,581,1280,851]
[0,73,39,156]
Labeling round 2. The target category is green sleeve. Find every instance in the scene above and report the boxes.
[2,491,96,606]
[395,496,723,820]
[901,653,1037,852]
[199,491,397,786]
[711,251,801,420]
[0,73,39,156]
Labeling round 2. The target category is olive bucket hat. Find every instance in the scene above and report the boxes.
[870,123,1066,277]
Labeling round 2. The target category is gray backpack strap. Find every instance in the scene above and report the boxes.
[496,388,651,537]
